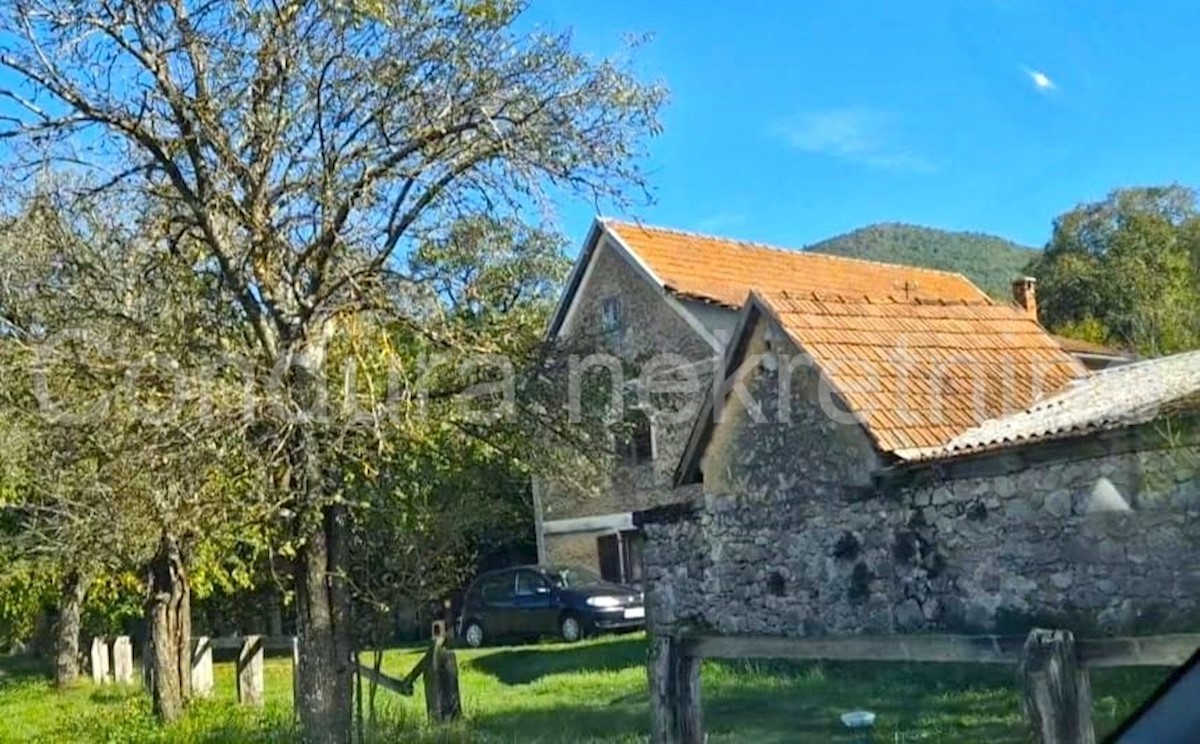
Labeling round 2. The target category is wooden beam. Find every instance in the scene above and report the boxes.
[683,633,1028,665]
[648,635,676,744]
[1019,629,1095,744]
[676,650,703,744]
[358,663,417,697]
[543,512,634,535]
[204,635,296,652]
[1077,635,1200,668]
[357,647,431,698]
[681,632,1200,668]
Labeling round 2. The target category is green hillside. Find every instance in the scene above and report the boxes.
[807,223,1037,299]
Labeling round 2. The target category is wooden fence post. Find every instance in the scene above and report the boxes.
[237,635,264,707]
[423,636,461,723]
[111,636,134,685]
[648,634,703,744]
[1019,628,1095,744]
[191,636,214,698]
[89,637,110,685]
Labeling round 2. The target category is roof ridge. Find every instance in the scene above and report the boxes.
[601,217,992,288]
[753,289,1000,308]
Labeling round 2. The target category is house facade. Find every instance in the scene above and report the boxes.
[538,218,1127,582]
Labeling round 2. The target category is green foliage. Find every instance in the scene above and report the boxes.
[1028,185,1200,356]
[0,561,54,652]
[81,572,145,638]
[807,223,1036,299]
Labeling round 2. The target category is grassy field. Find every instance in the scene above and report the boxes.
[0,633,1170,743]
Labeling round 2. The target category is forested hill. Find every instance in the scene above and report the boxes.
[806,223,1037,299]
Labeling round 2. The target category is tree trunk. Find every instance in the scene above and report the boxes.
[145,533,191,724]
[290,329,355,744]
[53,569,88,687]
[295,502,354,743]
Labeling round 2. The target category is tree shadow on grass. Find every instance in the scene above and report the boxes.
[468,636,646,686]
[0,655,48,688]
[470,699,650,742]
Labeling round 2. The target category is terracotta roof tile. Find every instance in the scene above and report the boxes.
[753,291,1089,457]
[910,349,1200,460]
[605,220,992,308]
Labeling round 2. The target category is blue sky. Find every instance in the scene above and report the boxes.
[530,0,1200,251]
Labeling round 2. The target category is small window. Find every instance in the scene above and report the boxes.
[600,296,623,332]
[619,410,654,465]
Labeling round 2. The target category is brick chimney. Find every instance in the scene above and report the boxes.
[1012,276,1037,319]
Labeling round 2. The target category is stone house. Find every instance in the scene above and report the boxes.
[640,291,1200,637]
[537,219,1130,583]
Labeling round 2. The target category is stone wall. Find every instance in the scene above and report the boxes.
[643,440,1200,638]
[542,236,719,525]
[641,326,1200,637]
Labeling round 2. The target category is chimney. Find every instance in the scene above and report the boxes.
[1012,276,1037,319]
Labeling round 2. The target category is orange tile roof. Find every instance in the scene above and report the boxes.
[605,220,992,307]
[754,291,1089,457]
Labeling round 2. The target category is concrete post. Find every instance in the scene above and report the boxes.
[111,636,134,685]
[191,636,214,698]
[237,635,264,707]
[89,637,110,685]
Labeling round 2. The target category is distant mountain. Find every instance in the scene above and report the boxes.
[806,223,1038,300]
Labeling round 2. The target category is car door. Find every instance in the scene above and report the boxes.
[479,571,518,637]
[512,569,557,636]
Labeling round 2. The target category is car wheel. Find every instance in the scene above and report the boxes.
[463,620,485,648]
[559,613,585,643]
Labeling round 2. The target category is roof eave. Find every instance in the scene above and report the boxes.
[545,218,606,341]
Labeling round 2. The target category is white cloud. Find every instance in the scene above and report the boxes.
[1024,67,1056,92]
[774,107,933,173]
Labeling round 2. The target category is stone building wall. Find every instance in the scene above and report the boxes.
[641,326,1200,637]
[542,236,718,526]
[643,442,1200,638]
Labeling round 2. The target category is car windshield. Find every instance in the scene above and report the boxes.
[546,566,602,588]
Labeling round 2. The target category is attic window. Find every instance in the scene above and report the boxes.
[601,296,623,332]
[619,410,654,465]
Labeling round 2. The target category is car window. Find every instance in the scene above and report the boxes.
[514,570,549,596]
[479,573,513,603]
[546,566,602,588]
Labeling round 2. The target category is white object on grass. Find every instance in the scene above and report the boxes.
[841,710,877,729]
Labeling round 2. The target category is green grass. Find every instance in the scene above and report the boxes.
[0,634,1170,742]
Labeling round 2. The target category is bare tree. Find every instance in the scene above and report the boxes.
[0,1,662,737]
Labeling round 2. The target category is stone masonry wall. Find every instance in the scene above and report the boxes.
[543,236,719,524]
[644,442,1200,638]
[641,329,1200,638]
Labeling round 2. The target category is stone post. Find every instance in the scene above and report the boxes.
[191,636,214,698]
[111,636,134,685]
[237,635,264,706]
[89,637,110,685]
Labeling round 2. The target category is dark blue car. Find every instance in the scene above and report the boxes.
[456,565,645,647]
